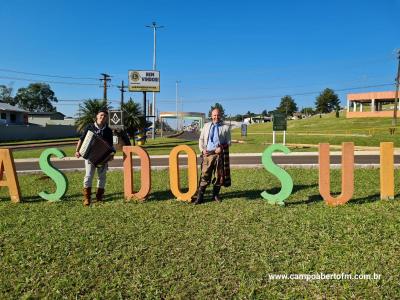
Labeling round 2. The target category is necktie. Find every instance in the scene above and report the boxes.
[210,124,216,142]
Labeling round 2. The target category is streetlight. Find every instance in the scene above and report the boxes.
[146,21,164,139]
[176,80,180,131]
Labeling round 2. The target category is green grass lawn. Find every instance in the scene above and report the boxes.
[10,138,199,159]
[0,168,399,298]
[0,137,78,146]
[230,111,400,152]
[7,112,400,159]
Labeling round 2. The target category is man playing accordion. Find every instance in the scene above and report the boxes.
[75,108,115,206]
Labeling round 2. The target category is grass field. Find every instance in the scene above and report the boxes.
[10,138,199,159]
[0,168,399,298]
[231,111,400,153]
[6,111,400,159]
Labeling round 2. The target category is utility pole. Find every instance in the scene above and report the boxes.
[100,73,111,101]
[393,50,400,126]
[146,21,164,139]
[117,80,127,108]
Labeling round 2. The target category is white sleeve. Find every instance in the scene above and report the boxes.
[199,127,205,152]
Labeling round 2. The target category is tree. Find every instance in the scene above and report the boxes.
[315,88,340,114]
[245,110,256,117]
[0,85,14,104]
[121,99,143,142]
[276,95,298,116]
[208,103,226,119]
[75,99,109,132]
[301,107,315,116]
[233,114,243,122]
[14,83,58,112]
[261,109,269,116]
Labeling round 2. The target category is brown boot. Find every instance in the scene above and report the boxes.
[83,187,91,206]
[193,186,206,205]
[212,185,222,202]
[96,188,105,202]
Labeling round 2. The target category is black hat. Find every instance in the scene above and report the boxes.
[98,108,109,115]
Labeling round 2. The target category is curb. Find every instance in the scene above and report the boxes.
[13,150,400,163]
[16,163,400,174]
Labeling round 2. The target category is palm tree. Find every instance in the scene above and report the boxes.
[121,99,143,144]
[75,99,109,132]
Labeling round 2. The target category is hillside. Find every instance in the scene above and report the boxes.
[230,111,400,151]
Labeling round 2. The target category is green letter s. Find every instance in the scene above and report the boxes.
[260,144,293,205]
[38,148,68,201]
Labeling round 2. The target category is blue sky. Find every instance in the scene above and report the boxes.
[1,0,399,118]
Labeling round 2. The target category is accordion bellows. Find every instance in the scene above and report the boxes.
[79,130,114,167]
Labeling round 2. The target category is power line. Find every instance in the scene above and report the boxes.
[157,83,394,104]
[0,68,98,80]
[0,75,100,86]
[44,99,128,103]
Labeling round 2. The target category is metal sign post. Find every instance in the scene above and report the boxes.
[283,131,286,145]
[272,112,287,145]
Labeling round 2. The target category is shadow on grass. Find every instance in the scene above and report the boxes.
[349,192,400,205]
[14,185,391,207]
[288,192,400,206]
[287,194,323,206]
[106,190,174,202]
[200,184,319,204]
[19,192,84,203]
[147,190,175,202]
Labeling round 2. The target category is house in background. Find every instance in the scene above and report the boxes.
[0,104,78,141]
[0,102,28,125]
[347,91,399,118]
[28,111,75,125]
[243,115,272,124]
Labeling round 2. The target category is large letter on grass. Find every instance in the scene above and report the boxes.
[38,148,68,201]
[380,142,394,200]
[123,146,151,201]
[169,145,197,201]
[260,144,293,205]
[0,148,21,203]
[319,143,354,206]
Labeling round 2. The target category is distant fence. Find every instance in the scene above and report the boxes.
[0,124,79,141]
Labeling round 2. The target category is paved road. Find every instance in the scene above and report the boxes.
[14,154,400,173]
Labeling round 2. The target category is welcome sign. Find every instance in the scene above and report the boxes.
[0,142,396,206]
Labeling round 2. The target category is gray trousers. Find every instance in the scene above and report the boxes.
[83,160,108,189]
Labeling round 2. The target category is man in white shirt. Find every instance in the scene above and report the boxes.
[194,108,231,204]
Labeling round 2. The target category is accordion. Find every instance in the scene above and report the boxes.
[79,130,115,167]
